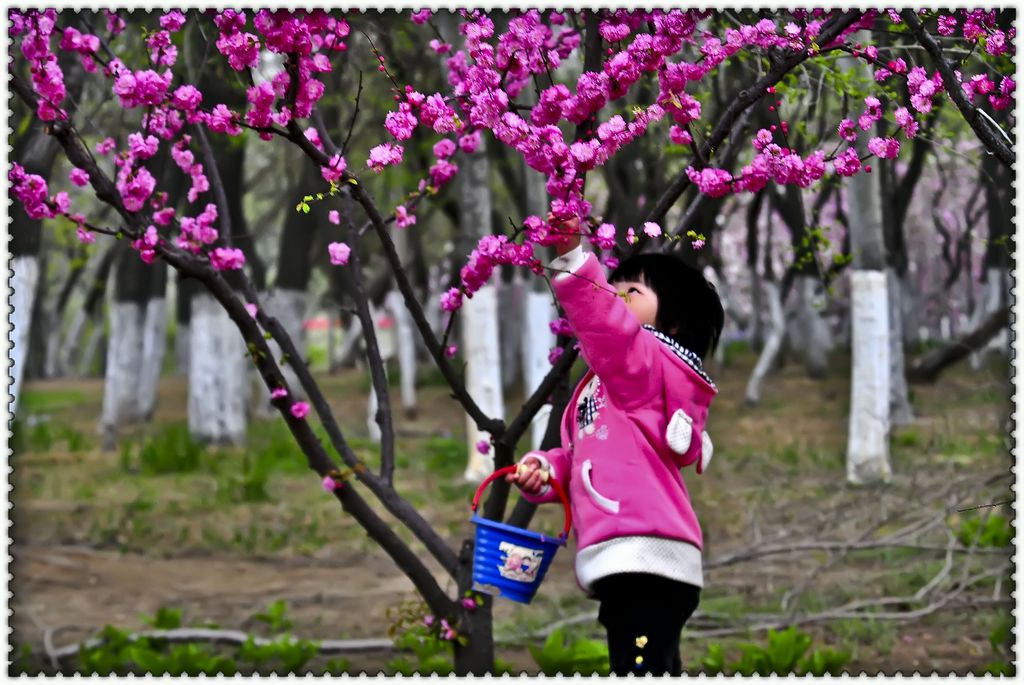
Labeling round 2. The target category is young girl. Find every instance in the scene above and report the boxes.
[507,217,724,676]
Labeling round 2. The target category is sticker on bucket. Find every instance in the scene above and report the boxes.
[497,541,544,583]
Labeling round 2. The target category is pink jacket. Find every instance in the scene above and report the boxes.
[522,251,716,554]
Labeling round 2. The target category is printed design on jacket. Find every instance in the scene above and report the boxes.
[575,376,606,440]
[641,324,716,388]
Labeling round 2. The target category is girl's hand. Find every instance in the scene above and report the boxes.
[548,213,582,257]
[505,456,550,495]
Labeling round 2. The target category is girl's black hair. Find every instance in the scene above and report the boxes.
[609,252,725,360]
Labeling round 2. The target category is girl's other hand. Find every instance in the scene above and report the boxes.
[506,456,549,495]
[548,213,582,256]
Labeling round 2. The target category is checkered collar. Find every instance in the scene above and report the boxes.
[642,325,716,389]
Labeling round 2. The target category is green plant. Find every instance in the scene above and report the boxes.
[237,635,319,673]
[528,628,610,676]
[142,607,183,629]
[717,627,850,676]
[954,512,1012,548]
[122,424,207,475]
[387,628,454,675]
[217,453,272,503]
[251,600,294,633]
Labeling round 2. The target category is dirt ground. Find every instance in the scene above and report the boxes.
[9,350,1013,675]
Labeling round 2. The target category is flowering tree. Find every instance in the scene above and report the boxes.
[9,8,1014,672]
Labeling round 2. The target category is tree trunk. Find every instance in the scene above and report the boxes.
[499,273,524,391]
[887,269,914,426]
[385,289,418,418]
[99,250,154,448]
[174,273,199,375]
[908,306,1009,383]
[457,136,503,482]
[844,37,892,484]
[10,257,40,414]
[745,281,785,405]
[790,274,832,378]
[137,271,169,422]
[188,292,249,445]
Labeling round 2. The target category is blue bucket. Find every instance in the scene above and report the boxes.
[469,465,572,604]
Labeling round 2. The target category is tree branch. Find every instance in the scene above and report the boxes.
[901,10,1014,169]
[645,10,864,226]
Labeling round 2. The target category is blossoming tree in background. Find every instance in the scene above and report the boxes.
[9,8,1014,673]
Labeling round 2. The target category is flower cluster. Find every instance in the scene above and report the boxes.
[459,234,541,299]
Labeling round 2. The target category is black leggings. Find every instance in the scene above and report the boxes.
[592,573,701,676]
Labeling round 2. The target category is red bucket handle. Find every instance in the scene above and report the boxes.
[471,465,572,540]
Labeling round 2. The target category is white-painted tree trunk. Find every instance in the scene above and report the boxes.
[188,293,248,445]
[846,271,892,485]
[10,256,40,414]
[365,303,396,443]
[521,290,557,450]
[791,274,832,378]
[462,284,504,481]
[970,267,1008,367]
[745,281,785,405]
[60,307,89,377]
[384,289,417,416]
[255,288,307,415]
[43,310,63,379]
[886,270,913,426]
[100,302,144,446]
[137,297,168,421]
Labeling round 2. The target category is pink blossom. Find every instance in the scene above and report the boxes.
[691,238,706,250]
[444,345,458,358]
[69,167,89,187]
[106,10,125,35]
[117,165,156,212]
[245,303,259,318]
[549,317,574,336]
[429,39,452,54]
[423,615,436,628]
[867,137,900,159]
[461,597,478,610]
[367,143,404,173]
[208,104,242,136]
[128,132,159,160]
[832,147,861,177]
[210,247,246,271]
[838,119,857,142]
[395,205,416,228]
[440,287,463,312]
[476,440,490,455]
[328,210,340,225]
[271,387,288,399]
[291,401,311,419]
[410,9,432,24]
[160,10,186,32]
[321,154,348,183]
[548,346,563,365]
[112,68,172,109]
[670,125,693,145]
[590,223,617,251]
[626,227,637,245]
[76,225,96,244]
[686,166,733,197]
[429,159,458,187]
[433,138,457,159]
[171,85,202,114]
[459,130,482,154]
[936,15,957,36]
[96,137,117,155]
[153,207,176,226]
[385,106,418,141]
[643,221,662,238]
[216,31,262,71]
[328,242,351,265]
[321,475,340,492]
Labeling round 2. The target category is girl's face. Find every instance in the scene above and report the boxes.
[614,279,659,328]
